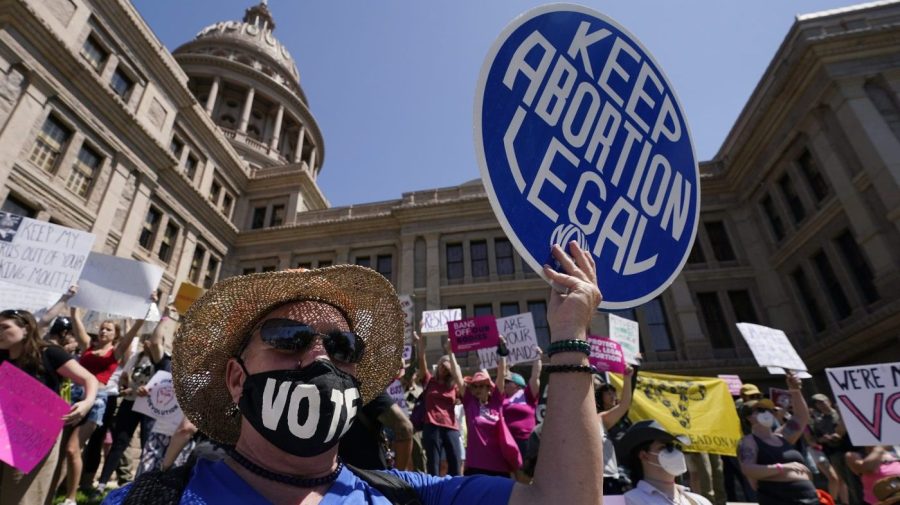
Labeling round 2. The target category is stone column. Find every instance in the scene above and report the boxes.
[668,275,712,360]
[292,126,306,164]
[174,230,198,283]
[277,252,293,270]
[830,78,900,227]
[333,246,350,265]
[205,77,221,115]
[805,113,900,299]
[0,78,47,188]
[398,234,416,296]
[89,162,129,251]
[425,233,441,310]
[269,105,284,151]
[115,179,152,256]
[199,159,216,196]
[238,87,255,134]
[308,146,317,174]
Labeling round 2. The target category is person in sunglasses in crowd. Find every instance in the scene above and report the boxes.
[104,242,603,504]
[618,419,711,505]
[737,372,819,505]
[0,309,99,505]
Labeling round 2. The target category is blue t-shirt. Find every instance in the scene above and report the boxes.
[103,459,514,504]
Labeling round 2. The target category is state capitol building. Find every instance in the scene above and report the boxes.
[0,0,898,387]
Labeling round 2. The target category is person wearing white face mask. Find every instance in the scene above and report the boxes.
[618,419,712,505]
[737,372,820,505]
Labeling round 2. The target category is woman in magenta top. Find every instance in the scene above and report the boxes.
[413,331,464,476]
[463,365,515,477]
[501,346,542,458]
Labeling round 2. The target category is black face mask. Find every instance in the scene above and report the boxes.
[238,359,361,457]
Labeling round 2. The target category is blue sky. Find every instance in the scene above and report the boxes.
[134,1,858,207]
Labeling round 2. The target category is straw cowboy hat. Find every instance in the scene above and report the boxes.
[172,265,404,444]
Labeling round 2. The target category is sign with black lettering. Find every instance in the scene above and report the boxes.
[826,362,900,446]
[474,5,700,309]
[478,312,539,369]
[0,212,95,295]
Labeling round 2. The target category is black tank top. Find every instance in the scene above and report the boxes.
[752,434,805,465]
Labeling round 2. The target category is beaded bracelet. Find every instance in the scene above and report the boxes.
[547,339,591,357]
[545,364,596,374]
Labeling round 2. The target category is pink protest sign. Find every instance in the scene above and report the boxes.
[448,315,499,353]
[770,387,792,409]
[718,374,743,397]
[0,361,70,473]
[588,335,626,374]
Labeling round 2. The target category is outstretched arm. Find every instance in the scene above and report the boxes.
[413,331,428,381]
[443,338,465,391]
[69,306,91,351]
[600,365,633,429]
[780,372,809,445]
[528,347,542,394]
[38,285,77,332]
[509,242,603,505]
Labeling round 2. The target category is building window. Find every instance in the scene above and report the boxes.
[834,230,879,304]
[221,194,234,218]
[158,222,179,263]
[251,206,266,229]
[645,298,674,351]
[791,267,826,332]
[446,243,463,281]
[189,246,205,284]
[355,256,371,268]
[318,260,332,268]
[760,195,785,241]
[797,150,829,203]
[474,304,492,317]
[204,257,219,289]
[110,68,133,99]
[471,240,488,278]
[1,195,36,218]
[209,181,222,204]
[521,256,539,278]
[184,154,199,180]
[261,265,277,273]
[242,267,257,275]
[687,241,706,264]
[269,205,285,227]
[500,302,519,318]
[697,292,733,349]
[778,174,806,224]
[812,251,851,319]
[139,207,162,250]
[82,35,108,71]
[704,221,735,262]
[66,145,101,197]
[30,115,72,172]
[296,262,312,270]
[495,238,515,275]
[527,300,550,349]
[376,255,392,281]
[728,290,759,324]
[169,136,184,158]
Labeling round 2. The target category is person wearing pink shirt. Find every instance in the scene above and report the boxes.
[846,446,900,505]
[413,332,464,476]
[501,348,542,459]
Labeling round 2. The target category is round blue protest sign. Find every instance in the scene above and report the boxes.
[474,4,700,310]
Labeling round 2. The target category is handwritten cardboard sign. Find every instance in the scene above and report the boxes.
[766,367,812,380]
[398,294,415,342]
[717,375,743,397]
[588,335,626,374]
[826,362,900,446]
[69,253,163,319]
[477,312,540,369]
[0,362,70,473]
[0,280,60,313]
[386,379,408,412]
[131,371,183,435]
[0,212,95,293]
[420,308,462,335]
[736,323,807,372]
[402,344,413,362]
[449,315,499,353]
[608,314,640,365]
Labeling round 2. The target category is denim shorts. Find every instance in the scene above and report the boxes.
[70,384,108,427]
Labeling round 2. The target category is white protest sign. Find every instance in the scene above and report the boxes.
[386,379,408,412]
[826,362,900,446]
[766,367,812,380]
[420,309,462,335]
[0,212,95,293]
[478,312,539,370]
[398,295,415,342]
[0,280,60,313]
[736,323,807,372]
[131,371,183,435]
[69,253,163,319]
[608,314,640,365]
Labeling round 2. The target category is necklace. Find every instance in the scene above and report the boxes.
[227,448,343,488]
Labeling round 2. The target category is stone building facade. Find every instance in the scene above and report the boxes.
[0,0,898,385]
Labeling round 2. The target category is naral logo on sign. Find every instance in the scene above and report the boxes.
[475,5,700,309]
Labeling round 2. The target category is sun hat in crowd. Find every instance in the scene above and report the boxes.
[172,265,405,445]
[740,384,762,397]
[465,370,494,386]
[615,419,690,462]
[811,393,830,403]
[506,372,526,388]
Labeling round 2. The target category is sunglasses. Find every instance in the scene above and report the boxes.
[753,408,774,414]
[257,318,365,364]
[663,442,684,452]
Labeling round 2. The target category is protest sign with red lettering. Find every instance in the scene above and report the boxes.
[448,315,499,353]
[0,362,70,472]
[717,375,743,397]
[826,362,900,446]
[588,335,626,374]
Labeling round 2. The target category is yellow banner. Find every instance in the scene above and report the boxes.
[609,371,741,456]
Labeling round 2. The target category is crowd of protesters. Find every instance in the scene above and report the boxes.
[1,258,899,505]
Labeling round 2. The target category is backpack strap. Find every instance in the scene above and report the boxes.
[346,464,423,505]
[122,461,196,505]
